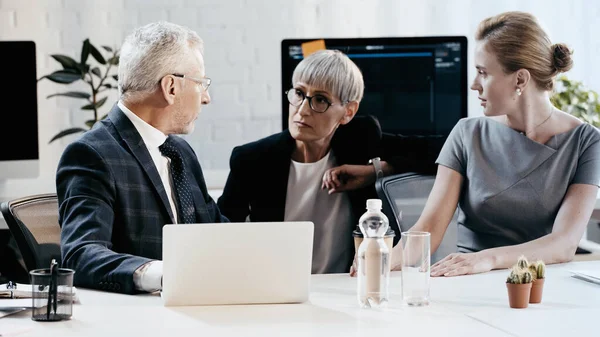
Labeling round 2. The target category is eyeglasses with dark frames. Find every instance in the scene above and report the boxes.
[285,88,346,113]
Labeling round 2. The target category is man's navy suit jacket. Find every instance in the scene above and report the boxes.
[57,104,228,294]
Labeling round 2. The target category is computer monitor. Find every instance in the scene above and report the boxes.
[0,41,39,179]
[280,36,468,137]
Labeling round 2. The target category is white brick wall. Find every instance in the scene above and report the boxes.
[0,0,599,197]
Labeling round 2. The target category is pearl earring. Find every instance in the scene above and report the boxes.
[516,88,522,96]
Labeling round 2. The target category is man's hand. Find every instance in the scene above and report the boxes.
[322,165,376,194]
[430,252,495,277]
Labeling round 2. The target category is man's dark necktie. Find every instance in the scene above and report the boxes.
[159,137,196,224]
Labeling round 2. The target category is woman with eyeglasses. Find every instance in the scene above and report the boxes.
[217,49,401,274]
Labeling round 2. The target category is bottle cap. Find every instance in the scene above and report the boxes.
[366,199,382,210]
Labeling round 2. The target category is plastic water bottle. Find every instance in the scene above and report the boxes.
[357,199,390,308]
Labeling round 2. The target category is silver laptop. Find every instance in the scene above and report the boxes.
[161,221,314,306]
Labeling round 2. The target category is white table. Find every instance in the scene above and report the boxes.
[2,261,599,337]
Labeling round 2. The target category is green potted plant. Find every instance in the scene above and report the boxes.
[39,39,119,143]
[528,260,546,303]
[506,262,533,309]
[551,75,600,127]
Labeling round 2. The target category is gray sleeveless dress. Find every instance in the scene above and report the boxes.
[436,117,600,253]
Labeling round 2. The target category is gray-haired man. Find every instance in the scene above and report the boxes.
[57,21,228,294]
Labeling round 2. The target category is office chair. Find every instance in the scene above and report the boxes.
[0,194,61,272]
[375,173,458,263]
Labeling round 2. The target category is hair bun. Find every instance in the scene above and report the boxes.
[552,43,573,73]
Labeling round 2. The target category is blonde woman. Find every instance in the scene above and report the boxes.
[390,11,600,276]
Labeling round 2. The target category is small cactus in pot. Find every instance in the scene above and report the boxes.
[528,260,546,303]
[516,255,529,269]
[529,260,546,279]
[506,266,533,284]
[506,265,533,309]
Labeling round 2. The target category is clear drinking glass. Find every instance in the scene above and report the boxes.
[401,231,430,306]
[30,268,75,321]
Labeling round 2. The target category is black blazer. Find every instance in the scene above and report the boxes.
[57,104,228,294]
[217,116,401,246]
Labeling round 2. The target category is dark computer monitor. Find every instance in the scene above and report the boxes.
[0,41,39,179]
[280,36,468,137]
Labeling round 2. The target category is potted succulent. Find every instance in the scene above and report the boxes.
[38,38,119,143]
[528,260,546,303]
[506,263,533,309]
[516,255,529,269]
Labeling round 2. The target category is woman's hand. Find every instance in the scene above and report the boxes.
[349,254,358,277]
[390,245,403,271]
[322,164,375,194]
[430,252,495,277]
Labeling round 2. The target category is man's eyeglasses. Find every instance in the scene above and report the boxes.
[286,89,346,113]
[172,73,211,91]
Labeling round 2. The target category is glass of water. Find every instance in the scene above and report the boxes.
[400,231,430,306]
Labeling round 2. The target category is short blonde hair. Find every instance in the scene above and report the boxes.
[475,11,573,91]
[291,49,364,103]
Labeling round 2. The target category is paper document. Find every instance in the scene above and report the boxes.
[1,283,77,299]
[0,307,27,319]
[0,298,32,310]
[570,270,600,285]
[0,283,33,299]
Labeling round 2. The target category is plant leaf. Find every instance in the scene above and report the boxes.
[108,56,119,65]
[101,45,113,52]
[81,96,108,110]
[47,91,91,99]
[76,63,90,74]
[50,54,78,70]
[40,70,82,84]
[558,92,571,105]
[95,96,108,108]
[48,127,87,144]
[84,119,97,129]
[89,42,106,65]
[102,83,113,89]
[100,113,108,120]
[91,67,102,78]
[112,75,118,81]
[575,104,587,113]
[81,39,91,65]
